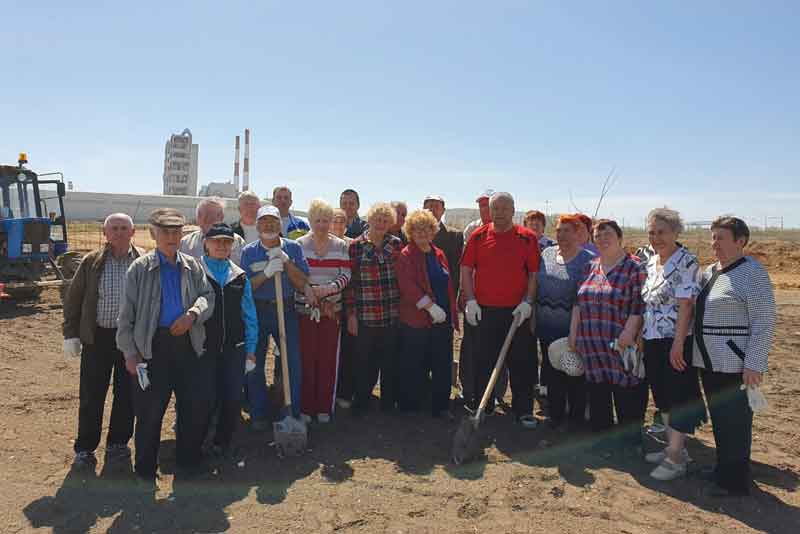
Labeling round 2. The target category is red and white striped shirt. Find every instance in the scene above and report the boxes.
[295,234,352,312]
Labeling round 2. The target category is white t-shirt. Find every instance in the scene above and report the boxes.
[281,216,290,237]
[241,223,259,244]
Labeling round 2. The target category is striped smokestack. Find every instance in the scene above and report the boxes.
[243,128,250,191]
[233,135,240,192]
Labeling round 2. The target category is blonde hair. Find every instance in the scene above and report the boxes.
[332,208,347,221]
[403,209,438,238]
[308,198,334,221]
[366,202,396,225]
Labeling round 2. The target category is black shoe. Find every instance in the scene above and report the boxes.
[105,443,131,462]
[704,481,750,498]
[72,451,97,470]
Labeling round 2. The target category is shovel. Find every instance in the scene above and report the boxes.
[272,273,308,456]
[451,320,518,465]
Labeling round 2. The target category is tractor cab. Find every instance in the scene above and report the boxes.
[0,153,71,300]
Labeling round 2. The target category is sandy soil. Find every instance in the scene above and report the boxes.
[0,270,798,533]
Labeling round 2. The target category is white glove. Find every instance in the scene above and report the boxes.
[268,247,290,263]
[310,307,321,323]
[63,338,81,358]
[245,357,256,374]
[741,384,768,413]
[263,257,284,278]
[426,303,447,324]
[465,299,482,327]
[511,300,533,327]
[136,362,150,390]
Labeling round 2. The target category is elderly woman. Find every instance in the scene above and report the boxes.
[536,215,595,429]
[693,216,775,496]
[294,200,352,423]
[640,208,707,480]
[524,210,555,251]
[345,202,404,415]
[569,219,647,451]
[396,209,459,418]
[331,208,351,242]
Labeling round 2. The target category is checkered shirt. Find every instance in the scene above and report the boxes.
[344,233,403,327]
[96,249,135,328]
[692,257,776,373]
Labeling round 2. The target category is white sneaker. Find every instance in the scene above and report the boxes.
[300,413,312,424]
[317,414,331,423]
[650,458,687,481]
[645,448,691,464]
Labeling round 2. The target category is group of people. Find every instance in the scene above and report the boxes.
[62,185,776,498]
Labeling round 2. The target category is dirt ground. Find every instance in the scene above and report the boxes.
[1,248,799,533]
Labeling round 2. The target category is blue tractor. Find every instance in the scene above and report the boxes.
[0,153,77,301]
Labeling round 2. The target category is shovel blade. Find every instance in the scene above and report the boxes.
[451,415,481,465]
[273,416,308,457]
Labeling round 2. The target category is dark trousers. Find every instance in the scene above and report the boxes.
[132,330,215,479]
[538,338,555,389]
[353,323,398,412]
[475,307,538,418]
[398,324,453,414]
[588,381,648,447]
[458,321,477,401]
[74,327,134,454]
[701,369,752,494]
[540,339,586,425]
[212,345,247,452]
[337,327,356,401]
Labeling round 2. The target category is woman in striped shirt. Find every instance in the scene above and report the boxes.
[295,199,352,423]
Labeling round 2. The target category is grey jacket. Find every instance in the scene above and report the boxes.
[116,250,215,360]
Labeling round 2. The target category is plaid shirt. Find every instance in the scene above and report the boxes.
[96,248,136,328]
[345,232,403,327]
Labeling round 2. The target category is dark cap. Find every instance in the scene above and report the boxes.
[148,208,185,228]
[204,222,235,240]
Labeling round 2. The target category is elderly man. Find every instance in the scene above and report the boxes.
[63,213,141,469]
[389,201,408,245]
[117,208,215,483]
[180,197,246,265]
[423,195,463,294]
[232,190,262,243]
[272,186,310,239]
[340,188,369,238]
[241,205,314,429]
[461,192,541,428]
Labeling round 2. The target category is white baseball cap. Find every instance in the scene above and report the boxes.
[256,205,281,221]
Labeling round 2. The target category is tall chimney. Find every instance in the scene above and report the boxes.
[233,135,240,192]
[243,128,250,192]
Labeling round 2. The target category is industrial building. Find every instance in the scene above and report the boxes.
[162,128,199,196]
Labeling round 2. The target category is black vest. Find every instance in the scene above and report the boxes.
[205,271,248,354]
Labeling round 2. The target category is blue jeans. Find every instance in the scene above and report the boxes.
[247,299,302,419]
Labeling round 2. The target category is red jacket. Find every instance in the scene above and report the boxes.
[396,241,459,330]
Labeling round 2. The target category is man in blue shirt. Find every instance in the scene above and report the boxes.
[272,186,310,240]
[116,208,215,486]
[240,205,315,428]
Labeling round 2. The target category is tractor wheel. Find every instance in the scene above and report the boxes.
[57,251,83,302]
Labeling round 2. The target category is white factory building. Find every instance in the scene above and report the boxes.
[162,129,199,196]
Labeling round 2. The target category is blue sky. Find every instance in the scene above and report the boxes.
[3,1,799,227]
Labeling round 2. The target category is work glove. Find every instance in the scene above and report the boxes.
[63,338,81,358]
[310,307,322,323]
[465,299,482,327]
[426,303,447,324]
[263,257,284,278]
[136,362,150,391]
[245,355,256,374]
[268,247,290,263]
[511,300,533,328]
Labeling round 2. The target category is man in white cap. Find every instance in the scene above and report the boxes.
[240,205,316,429]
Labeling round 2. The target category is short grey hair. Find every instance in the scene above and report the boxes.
[489,191,515,208]
[647,207,684,234]
[238,190,260,203]
[103,212,133,229]
[197,197,226,218]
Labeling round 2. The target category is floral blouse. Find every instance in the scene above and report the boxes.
[641,246,699,340]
